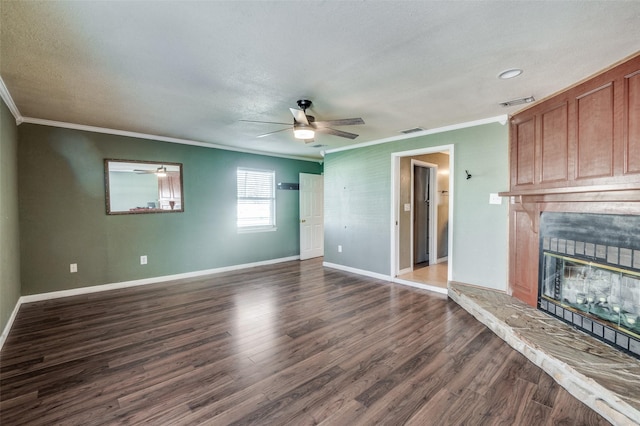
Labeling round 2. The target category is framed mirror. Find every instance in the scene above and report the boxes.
[104,159,184,215]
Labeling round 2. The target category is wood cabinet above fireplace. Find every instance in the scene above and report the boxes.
[503,52,640,307]
[510,53,640,194]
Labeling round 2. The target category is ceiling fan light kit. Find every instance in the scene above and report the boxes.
[293,123,315,140]
[242,99,364,143]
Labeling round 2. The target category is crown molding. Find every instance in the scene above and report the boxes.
[0,75,320,163]
[20,117,322,163]
[0,76,23,124]
[323,115,508,156]
[2,72,502,164]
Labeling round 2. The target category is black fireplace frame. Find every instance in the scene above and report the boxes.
[538,212,640,359]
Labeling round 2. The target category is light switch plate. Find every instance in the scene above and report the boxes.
[489,193,502,205]
[404,203,411,211]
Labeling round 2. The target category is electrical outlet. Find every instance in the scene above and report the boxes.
[140,255,148,265]
[70,263,77,273]
[489,193,502,205]
[338,245,342,253]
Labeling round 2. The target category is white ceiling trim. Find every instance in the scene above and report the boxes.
[0,75,319,163]
[0,76,23,124]
[19,116,322,163]
[3,67,505,165]
[322,115,508,156]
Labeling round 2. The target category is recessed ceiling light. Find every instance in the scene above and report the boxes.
[498,68,523,79]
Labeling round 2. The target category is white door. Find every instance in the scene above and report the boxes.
[299,173,324,260]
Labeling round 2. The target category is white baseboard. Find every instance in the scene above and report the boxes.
[322,262,392,281]
[397,267,412,276]
[392,277,448,295]
[0,298,22,352]
[437,256,448,263]
[20,256,299,304]
[322,262,449,296]
[0,255,299,352]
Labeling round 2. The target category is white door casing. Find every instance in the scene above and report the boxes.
[391,145,454,281]
[300,173,324,260]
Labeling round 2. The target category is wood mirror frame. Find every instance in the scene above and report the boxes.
[104,159,184,215]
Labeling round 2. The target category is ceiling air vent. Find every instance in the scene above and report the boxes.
[399,127,425,134]
[499,96,535,107]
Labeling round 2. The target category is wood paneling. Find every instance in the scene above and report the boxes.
[625,71,640,174]
[158,171,182,210]
[513,117,535,187]
[576,83,614,179]
[540,102,569,183]
[509,207,539,306]
[506,53,640,307]
[0,260,607,425]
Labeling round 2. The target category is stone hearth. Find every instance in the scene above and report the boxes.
[449,282,640,426]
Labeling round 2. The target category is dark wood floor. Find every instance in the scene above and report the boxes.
[1,259,609,425]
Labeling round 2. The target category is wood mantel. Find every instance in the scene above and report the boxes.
[499,183,640,214]
[500,182,640,198]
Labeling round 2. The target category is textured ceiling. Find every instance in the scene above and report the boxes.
[1,1,639,160]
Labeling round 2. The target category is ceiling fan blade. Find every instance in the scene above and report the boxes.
[239,119,292,126]
[314,118,365,127]
[289,108,309,125]
[257,127,292,138]
[316,127,359,140]
[303,139,315,144]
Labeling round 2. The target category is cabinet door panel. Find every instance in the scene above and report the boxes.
[576,83,614,179]
[625,71,640,174]
[541,102,569,183]
[509,206,538,307]
[513,117,536,186]
[158,172,181,209]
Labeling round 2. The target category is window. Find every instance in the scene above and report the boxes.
[237,167,276,231]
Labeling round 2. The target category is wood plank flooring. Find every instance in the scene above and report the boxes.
[0,259,609,425]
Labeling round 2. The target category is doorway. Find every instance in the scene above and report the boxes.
[412,160,437,268]
[390,145,453,294]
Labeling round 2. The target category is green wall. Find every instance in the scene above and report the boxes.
[0,99,20,334]
[18,124,321,295]
[324,122,509,291]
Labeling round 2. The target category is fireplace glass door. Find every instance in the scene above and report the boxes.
[542,252,640,340]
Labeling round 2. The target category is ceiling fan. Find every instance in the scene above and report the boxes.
[134,166,167,176]
[240,100,365,143]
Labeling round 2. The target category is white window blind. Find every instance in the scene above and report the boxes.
[237,168,276,229]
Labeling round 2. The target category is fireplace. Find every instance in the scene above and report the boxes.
[538,212,640,358]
